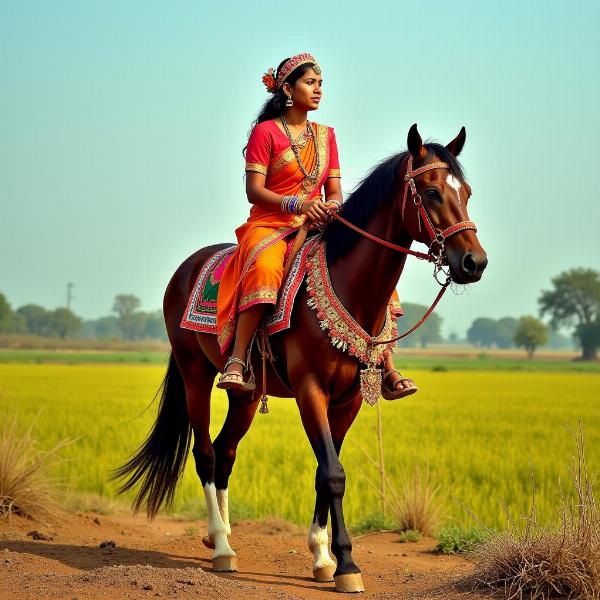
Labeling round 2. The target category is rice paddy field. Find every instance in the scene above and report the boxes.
[1,350,599,532]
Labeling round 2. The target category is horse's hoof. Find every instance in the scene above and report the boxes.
[202,535,215,549]
[313,565,336,582]
[212,555,238,572]
[334,573,365,593]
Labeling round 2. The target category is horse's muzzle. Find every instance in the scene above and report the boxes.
[448,249,488,283]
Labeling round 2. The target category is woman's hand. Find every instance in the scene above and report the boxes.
[301,197,329,228]
[324,200,342,216]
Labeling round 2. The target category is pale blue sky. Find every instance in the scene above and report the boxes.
[1,1,599,336]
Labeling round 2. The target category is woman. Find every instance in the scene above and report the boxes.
[216,53,416,399]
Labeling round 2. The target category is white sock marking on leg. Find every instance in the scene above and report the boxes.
[308,522,335,570]
[216,488,231,536]
[204,483,235,558]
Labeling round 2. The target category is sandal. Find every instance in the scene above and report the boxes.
[381,369,417,400]
[216,357,256,392]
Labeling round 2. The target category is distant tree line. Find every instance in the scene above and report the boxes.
[0,292,167,342]
[465,267,600,360]
[2,267,598,359]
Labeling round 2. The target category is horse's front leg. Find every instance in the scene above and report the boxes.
[308,390,363,583]
[296,384,364,593]
[308,469,336,582]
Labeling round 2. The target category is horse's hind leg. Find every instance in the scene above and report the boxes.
[202,389,259,549]
[175,348,238,572]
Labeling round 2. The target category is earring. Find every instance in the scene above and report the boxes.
[285,94,293,107]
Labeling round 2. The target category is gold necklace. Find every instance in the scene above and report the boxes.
[281,115,320,184]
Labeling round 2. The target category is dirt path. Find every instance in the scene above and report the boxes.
[0,513,490,599]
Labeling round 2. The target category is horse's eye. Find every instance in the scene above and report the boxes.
[426,189,442,202]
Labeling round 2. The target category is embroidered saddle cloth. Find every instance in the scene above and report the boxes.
[180,237,319,336]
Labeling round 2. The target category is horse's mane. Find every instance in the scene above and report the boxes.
[323,142,465,262]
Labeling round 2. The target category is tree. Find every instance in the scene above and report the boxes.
[94,316,123,340]
[397,302,443,348]
[495,316,519,349]
[0,293,13,333]
[143,310,167,341]
[0,293,25,334]
[467,317,497,348]
[514,315,549,359]
[17,304,50,335]
[112,294,141,340]
[47,308,82,339]
[539,268,600,361]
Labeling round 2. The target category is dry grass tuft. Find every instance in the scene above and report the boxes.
[389,464,444,535]
[0,417,72,522]
[469,427,599,599]
[353,438,444,535]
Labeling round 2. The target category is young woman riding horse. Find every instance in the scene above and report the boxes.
[115,53,488,593]
[215,53,416,399]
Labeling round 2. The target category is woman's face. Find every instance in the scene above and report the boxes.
[288,67,323,111]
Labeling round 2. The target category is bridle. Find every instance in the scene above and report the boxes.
[331,153,477,343]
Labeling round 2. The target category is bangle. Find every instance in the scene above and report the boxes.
[280,195,299,214]
[296,197,305,215]
[329,200,342,211]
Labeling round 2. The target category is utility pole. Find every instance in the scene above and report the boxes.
[66,282,74,310]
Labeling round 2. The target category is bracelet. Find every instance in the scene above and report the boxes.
[328,200,342,211]
[296,197,305,215]
[280,195,300,214]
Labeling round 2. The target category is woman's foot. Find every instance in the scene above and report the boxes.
[381,369,417,400]
[216,357,256,391]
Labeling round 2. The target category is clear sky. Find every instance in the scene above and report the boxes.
[1,0,599,336]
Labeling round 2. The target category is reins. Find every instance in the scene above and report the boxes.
[331,154,477,346]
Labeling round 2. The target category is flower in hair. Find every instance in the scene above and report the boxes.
[262,68,277,94]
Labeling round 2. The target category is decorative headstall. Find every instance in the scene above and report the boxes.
[326,155,478,405]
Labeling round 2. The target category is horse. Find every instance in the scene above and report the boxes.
[114,124,488,593]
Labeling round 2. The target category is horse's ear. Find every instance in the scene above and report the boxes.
[407,124,427,160]
[446,126,466,157]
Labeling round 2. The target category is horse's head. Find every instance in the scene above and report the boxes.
[401,124,487,284]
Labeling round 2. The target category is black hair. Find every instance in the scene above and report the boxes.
[323,143,465,262]
[242,58,316,157]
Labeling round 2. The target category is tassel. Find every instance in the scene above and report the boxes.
[259,395,269,414]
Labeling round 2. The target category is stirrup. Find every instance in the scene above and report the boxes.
[381,368,417,400]
[216,357,256,391]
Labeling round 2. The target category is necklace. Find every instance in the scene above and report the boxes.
[281,115,320,184]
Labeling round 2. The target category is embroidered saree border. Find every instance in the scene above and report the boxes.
[245,162,268,175]
[265,236,318,334]
[217,224,301,352]
[239,286,278,311]
[328,168,341,178]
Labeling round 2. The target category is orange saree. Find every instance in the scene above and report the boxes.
[216,119,341,353]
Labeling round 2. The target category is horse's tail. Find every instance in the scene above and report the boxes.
[112,352,191,518]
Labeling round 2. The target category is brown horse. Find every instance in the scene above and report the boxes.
[114,124,487,592]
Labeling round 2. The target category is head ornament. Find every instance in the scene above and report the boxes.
[262,52,320,94]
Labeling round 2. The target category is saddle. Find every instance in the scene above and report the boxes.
[180,234,318,337]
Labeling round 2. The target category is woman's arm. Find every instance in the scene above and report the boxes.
[246,172,329,225]
[324,177,343,204]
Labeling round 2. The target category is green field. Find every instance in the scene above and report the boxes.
[1,358,599,532]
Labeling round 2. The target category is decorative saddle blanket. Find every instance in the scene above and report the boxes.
[180,237,319,336]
